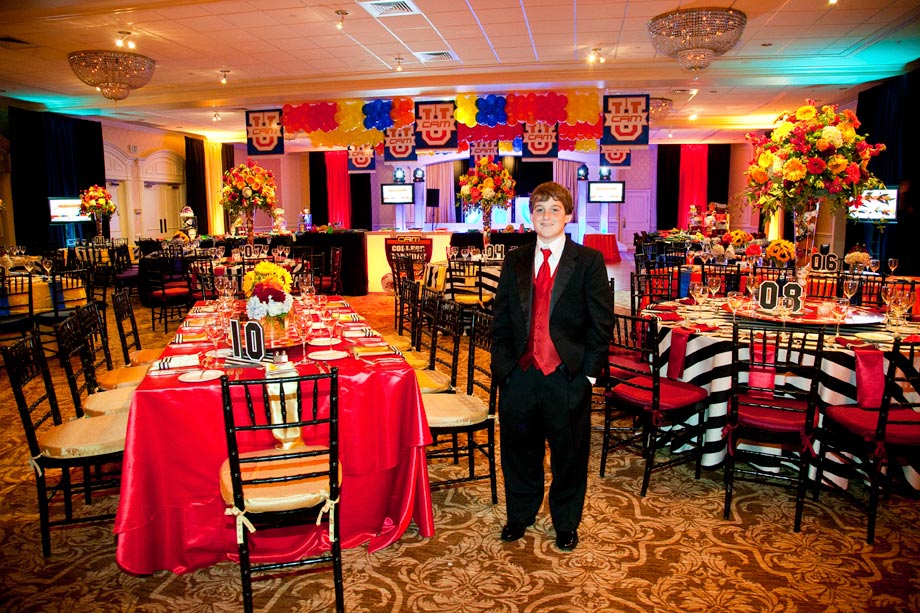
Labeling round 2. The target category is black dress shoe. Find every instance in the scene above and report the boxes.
[555,530,579,551]
[500,523,529,542]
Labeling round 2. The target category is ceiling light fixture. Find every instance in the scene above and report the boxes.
[647,7,747,72]
[115,31,136,49]
[648,98,673,124]
[220,69,229,84]
[68,49,156,101]
[394,56,403,72]
[588,48,605,64]
[335,9,349,30]
[213,111,221,122]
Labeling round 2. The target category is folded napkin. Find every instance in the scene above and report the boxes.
[344,328,381,339]
[650,304,678,312]
[338,313,365,322]
[667,327,693,379]
[678,298,697,306]
[835,337,874,349]
[326,300,349,309]
[646,311,683,322]
[173,331,208,343]
[191,306,216,314]
[151,354,201,371]
[353,345,403,358]
[854,346,884,409]
[901,335,920,344]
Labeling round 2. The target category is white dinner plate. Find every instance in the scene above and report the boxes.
[308,337,340,346]
[206,348,233,358]
[307,350,349,361]
[178,369,224,382]
[854,332,894,342]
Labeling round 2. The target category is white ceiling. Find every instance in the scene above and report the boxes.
[1,0,919,146]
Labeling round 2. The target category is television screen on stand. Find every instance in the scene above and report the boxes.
[586,181,625,204]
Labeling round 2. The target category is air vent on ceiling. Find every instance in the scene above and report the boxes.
[358,1,422,18]
[0,36,35,49]
[414,50,457,63]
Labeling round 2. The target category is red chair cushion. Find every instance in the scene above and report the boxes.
[825,405,920,446]
[611,376,707,411]
[735,393,815,433]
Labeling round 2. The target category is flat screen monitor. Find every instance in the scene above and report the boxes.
[49,197,91,223]
[848,188,897,223]
[381,183,414,205]
[586,181,625,204]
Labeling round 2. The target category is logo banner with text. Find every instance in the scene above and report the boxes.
[415,100,458,150]
[246,109,284,155]
[601,95,649,146]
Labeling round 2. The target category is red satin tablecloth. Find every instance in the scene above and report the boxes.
[583,234,621,264]
[114,308,434,575]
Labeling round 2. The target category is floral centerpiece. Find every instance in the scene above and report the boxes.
[219,160,278,244]
[243,261,294,332]
[458,156,516,234]
[765,239,795,267]
[744,101,886,267]
[80,184,116,234]
[723,229,754,249]
[844,245,871,269]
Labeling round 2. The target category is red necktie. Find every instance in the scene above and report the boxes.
[532,248,561,375]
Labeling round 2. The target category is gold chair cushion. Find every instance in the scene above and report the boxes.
[415,369,452,394]
[218,445,342,514]
[380,333,412,351]
[38,412,127,459]
[96,364,149,390]
[130,348,164,366]
[83,386,137,417]
[402,351,430,370]
[423,393,489,428]
[453,295,480,306]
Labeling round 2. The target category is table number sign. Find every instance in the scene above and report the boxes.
[483,243,505,260]
[758,280,804,312]
[810,252,840,272]
[229,318,267,362]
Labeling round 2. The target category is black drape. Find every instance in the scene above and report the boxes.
[220,143,235,230]
[349,173,372,230]
[9,107,103,251]
[656,144,681,230]
[849,68,920,274]
[184,137,206,231]
[308,151,329,226]
[707,144,731,204]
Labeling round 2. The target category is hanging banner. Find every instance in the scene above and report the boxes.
[384,125,417,162]
[600,145,631,167]
[347,146,376,172]
[414,100,458,150]
[246,109,284,155]
[521,122,559,158]
[469,141,498,159]
[601,95,649,146]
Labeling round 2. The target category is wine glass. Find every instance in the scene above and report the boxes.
[888,258,899,276]
[688,282,706,318]
[777,296,795,331]
[449,246,459,260]
[727,291,744,322]
[320,309,337,341]
[880,285,895,328]
[299,278,315,307]
[843,279,859,304]
[294,310,313,365]
[24,259,35,275]
[869,259,881,275]
[41,257,54,277]
[832,298,849,336]
[707,276,722,303]
[460,247,470,260]
[698,250,711,265]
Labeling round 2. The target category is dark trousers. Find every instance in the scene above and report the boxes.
[498,365,592,532]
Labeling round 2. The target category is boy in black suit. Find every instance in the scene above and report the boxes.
[490,181,613,551]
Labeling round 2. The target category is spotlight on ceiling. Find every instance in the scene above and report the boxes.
[335,9,349,30]
[647,7,747,72]
[115,31,135,49]
[587,48,605,64]
[219,69,229,84]
[395,56,403,72]
[212,111,221,122]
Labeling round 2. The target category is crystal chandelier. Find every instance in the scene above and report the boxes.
[648,98,674,124]
[647,7,746,72]
[68,50,156,101]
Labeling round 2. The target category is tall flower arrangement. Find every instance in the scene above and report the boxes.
[745,101,886,240]
[219,160,278,242]
[457,156,516,233]
[79,184,116,219]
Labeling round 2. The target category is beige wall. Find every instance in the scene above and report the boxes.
[101,121,186,159]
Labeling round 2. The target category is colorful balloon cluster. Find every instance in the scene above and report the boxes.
[278,89,608,150]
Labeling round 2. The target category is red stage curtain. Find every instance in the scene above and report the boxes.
[678,144,708,229]
[326,150,352,229]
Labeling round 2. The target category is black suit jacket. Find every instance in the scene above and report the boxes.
[490,238,613,384]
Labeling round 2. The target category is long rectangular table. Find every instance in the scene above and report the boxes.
[114,302,434,574]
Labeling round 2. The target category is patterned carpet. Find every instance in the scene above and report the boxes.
[1,291,919,612]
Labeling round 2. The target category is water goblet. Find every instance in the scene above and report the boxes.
[727,291,743,322]
[460,247,470,260]
[869,259,881,274]
[698,250,711,265]
[294,310,313,365]
[777,296,795,331]
[880,285,895,328]
[843,279,859,303]
[320,309,337,341]
[888,258,899,276]
[707,276,722,304]
[299,279,315,307]
[688,281,706,318]
[281,245,290,259]
[832,298,850,336]
[41,257,54,277]
[449,246,459,260]
[24,260,35,275]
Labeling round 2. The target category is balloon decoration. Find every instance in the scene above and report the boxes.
[277,89,611,150]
